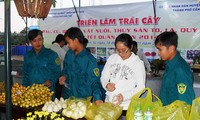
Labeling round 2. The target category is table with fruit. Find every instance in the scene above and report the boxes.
[0,83,54,119]
[0,82,122,120]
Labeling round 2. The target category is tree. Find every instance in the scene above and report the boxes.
[0,27,28,45]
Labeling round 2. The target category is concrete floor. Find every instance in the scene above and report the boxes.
[0,55,23,83]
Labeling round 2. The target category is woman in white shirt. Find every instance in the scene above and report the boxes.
[101,33,146,112]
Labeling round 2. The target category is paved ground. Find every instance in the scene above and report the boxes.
[0,55,24,61]
[11,55,24,61]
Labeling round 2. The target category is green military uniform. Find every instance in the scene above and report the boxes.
[160,52,195,106]
[62,49,102,101]
[22,46,61,91]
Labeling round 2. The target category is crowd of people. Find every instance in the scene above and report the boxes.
[22,27,195,118]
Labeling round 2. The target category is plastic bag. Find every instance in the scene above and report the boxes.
[85,102,123,120]
[126,88,162,120]
[189,97,200,120]
[62,96,91,119]
[153,100,191,120]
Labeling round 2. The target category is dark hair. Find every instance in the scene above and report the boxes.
[115,33,133,49]
[28,29,43,41]
[155,31,178,49]
[83,38,89,47]
[52,34,65,44]
[64,27,84,44]
[132,40,138,48]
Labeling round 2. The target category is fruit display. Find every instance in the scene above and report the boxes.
[22,97,91,120]
[0,83,26,104]
[15,84,53,108]
[0,82,5,92]
[24,111,65,120]
[62,97,89,119]
[12,83,27,105]
[42,97,66,113]
[0,92,5,104]
[0,83,53,108]
[0,82,5,104]
[85,102,123,120]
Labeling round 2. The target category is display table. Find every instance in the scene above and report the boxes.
[0,70,199,119]
[0,104,44,119]
[0,103,87,120]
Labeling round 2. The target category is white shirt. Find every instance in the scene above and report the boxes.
[48,43,66,70]
[62,45,69,52]
[137,50,152,72]
[101,53,146,110]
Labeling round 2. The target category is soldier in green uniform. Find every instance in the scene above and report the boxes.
[59,27,103,105]
[22,29,61,96]
[155,31,195,106]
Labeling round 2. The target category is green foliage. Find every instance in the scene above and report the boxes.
[0,27,28,45]
[51,0,56,7]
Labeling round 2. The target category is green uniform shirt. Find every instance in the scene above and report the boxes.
[22,46,61,91]
[62,49,102,101]
[160,52,195,106]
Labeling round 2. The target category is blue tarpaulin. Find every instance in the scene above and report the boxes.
[0,45,32,55]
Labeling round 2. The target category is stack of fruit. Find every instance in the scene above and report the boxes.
[0,82,4,92]
[25,111,65,120]
[0,82,5,104]
[15,84,53,108]
[12,83,27,105]
[0,92,5,104]
[0,83,27,104]
[42,97,67,113]
[62,97,89,119]
[0,83,53,108]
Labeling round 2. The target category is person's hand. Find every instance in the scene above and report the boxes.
[44,80,52,87]
[147,71,152,76]
[112,93,123,106]
[59,76,66,85]
[106,82,115,92]
[146,71,153,79]
[95,100,103,105]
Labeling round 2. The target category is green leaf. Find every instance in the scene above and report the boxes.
[51,0,56,8]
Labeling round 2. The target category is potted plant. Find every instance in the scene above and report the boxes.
[14,0,56,19]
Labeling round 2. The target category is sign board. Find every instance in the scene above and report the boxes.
[39,1,200,63]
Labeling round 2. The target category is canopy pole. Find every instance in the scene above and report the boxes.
[4,0,12,119]
[152,0,157,60]
[153,0,157,17]
[72,0,80,22]
[79,0,80,12]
